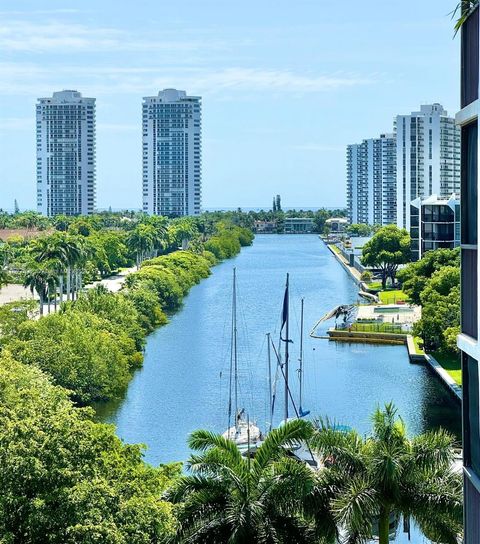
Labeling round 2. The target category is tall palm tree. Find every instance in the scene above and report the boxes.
[146,215,169,256]
[0,265,9,290]
[29,234,68,305]
[23,266,50,316]
[127,224,155,269]
[62,236,82,301]
[166,419,318,544]
[310,404,463,544]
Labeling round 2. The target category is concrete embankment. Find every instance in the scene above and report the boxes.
[424,354,462,402]
[323,238,462,404]
[326,328,406,345]
[325,243,362,285]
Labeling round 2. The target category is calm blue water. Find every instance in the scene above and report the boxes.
[97,235,460,467]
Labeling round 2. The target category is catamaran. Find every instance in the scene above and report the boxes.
[222,268,262,448]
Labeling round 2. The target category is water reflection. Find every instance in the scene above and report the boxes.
[96,235,461,465]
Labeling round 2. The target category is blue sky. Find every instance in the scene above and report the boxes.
[0,0,460,211]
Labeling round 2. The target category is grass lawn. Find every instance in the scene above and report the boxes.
[413,336,425,355]
[378,289,409,305]
[432,350,462,385]
[329,244,341,255]
[368,281,382,290]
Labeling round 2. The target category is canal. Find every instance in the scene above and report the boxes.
[97,234,460,464]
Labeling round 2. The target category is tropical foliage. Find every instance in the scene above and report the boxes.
[0,353,178,543]
[167,419,318,543]
[311,404,462,544]
[361,225,411,288]
[398,248,460,352]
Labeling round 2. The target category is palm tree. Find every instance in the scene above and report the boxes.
[169,218,198,250]
[127,224,155,269]
[23,266,50,316]
[146,215,169,256]
[29,234,68,306]
[62,235,82,301]
[166,419,318,543]
[310,404,463,544]
[0,265,9,290]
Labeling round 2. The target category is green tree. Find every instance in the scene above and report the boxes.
[361,225,411,288]
[167,419,317,543]
[11,311,134,403]
[413,267,460,351]
[168,218,198,251]
[347,223,372,237]
[0,353,178,543]
[397,248,459,305]
[23,265,50,315]
[311,404,462,544]
[127,224,156,268]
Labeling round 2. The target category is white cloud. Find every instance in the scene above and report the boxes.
[0,19,222,53]
[0,62,375,97]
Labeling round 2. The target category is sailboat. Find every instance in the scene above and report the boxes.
[298,297,310,418]
[272,273,310,424]
[268,274,317,467]
[222,268,262,448]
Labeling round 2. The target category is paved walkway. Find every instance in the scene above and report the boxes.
[0,283,35,305]
[0,266,138,316]
[86,266,137,294]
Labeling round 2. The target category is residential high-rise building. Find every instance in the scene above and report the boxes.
[346,133,396,225]
[36,90,96,216]
[457,4,480,541]
[142,89,202,217]
[395,103,460,231]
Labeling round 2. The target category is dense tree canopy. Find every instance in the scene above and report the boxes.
[398,248,460,352]
[0,353,178,543]
[361,225,411,288]
[397,248,459,305]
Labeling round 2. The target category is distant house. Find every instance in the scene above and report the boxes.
[283,218,314,234]
[326,217,348,233]
[253,220,277,233]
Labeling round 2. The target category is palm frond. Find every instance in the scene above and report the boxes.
[408,429,456,474]
[452,0,479,36]
[310,427,367,475]
[188,429,244,463]
[252,419,313,476]
[331,476,377,542]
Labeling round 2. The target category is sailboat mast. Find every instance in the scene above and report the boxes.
[267,332,272,431]
[284,273,289,422]
[299,297,304,411]
[233,267,238,424]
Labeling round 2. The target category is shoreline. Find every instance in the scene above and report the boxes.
[324,241,462,404]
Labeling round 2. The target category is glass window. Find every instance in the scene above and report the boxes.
[462,121,478,245]
[464,354,480,475]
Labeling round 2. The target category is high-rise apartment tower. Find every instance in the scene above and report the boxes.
[396,103,460,230]
[36,90,96,216]
[142,89,202,217]
[346,133,396,225]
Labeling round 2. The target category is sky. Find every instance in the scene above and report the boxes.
[0,0,461,211]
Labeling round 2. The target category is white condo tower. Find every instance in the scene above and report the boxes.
[36,90,96,216]
[142,89,202,217]
[395,103,460,230]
